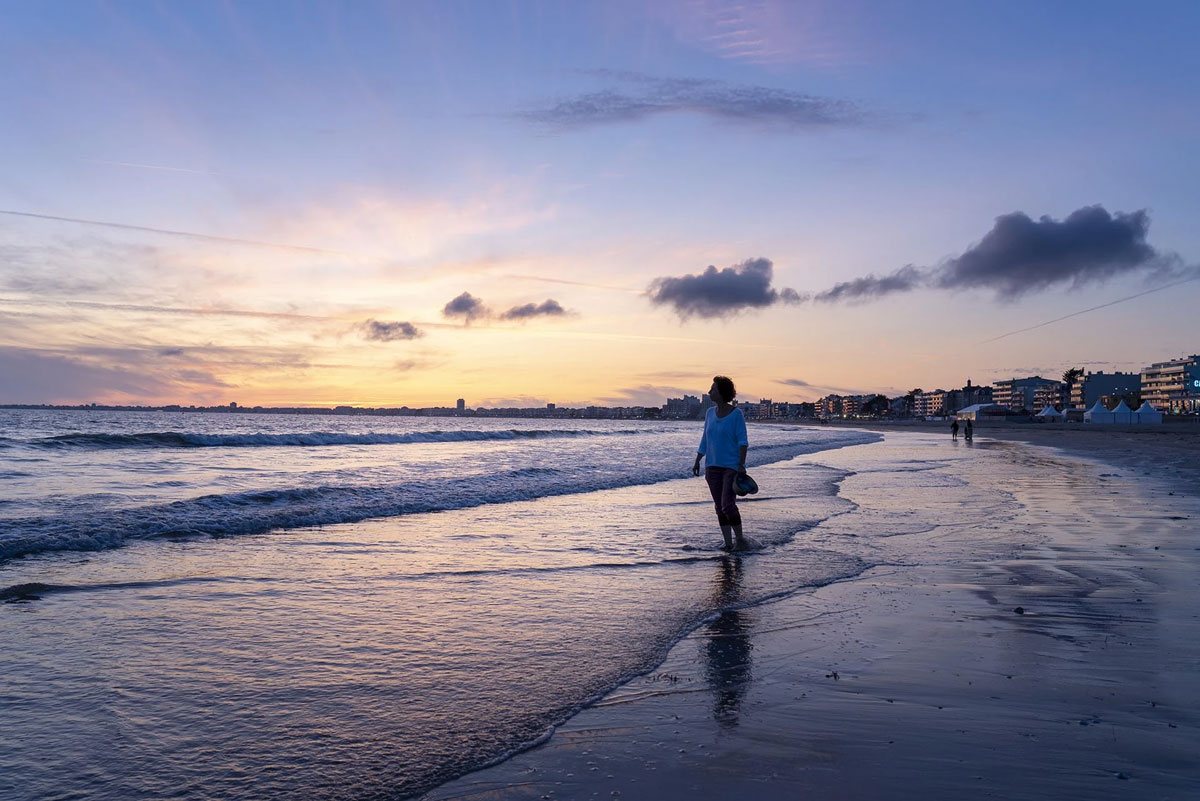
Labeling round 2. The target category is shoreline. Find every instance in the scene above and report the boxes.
[775,418,1200,498]
[863,420,1200,494]
[422,430,1200,800]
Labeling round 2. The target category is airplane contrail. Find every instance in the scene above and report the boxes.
[0,297,345,321]
[976,272,1200,345]
[503,274,643,293]
[0,209,351,256]
[84,159,223,176]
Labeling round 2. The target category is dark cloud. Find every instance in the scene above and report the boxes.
[358,319,423,341]
[442,291,489,323]
[520,73,867,130]
[813,265,925,303]
[648,258,801,319]
[778,378,811,387]
[500,299,569,321]
[811,206,1170,305]
[935,206,1159,299]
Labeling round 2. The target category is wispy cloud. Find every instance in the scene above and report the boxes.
[475,394,553,408]
[503,274,642,293]
[0,346,224,404]
[649,1,863,67]
[776,377,872,396]
[519,72,868,130]
[596,384,698,407]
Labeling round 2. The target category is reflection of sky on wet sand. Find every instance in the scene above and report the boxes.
[423,431,1200,801]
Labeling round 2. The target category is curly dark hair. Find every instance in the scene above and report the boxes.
[712,375,736,403]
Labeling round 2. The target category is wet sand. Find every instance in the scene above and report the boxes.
[836,419,1200,492]
[966,425,1200,494]
[423,431,1200,800]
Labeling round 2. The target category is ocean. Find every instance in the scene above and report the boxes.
[0,409,895,799]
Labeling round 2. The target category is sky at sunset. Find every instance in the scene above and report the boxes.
[2,1,1199,407]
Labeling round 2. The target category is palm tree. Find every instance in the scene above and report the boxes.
[1062,367,1084,408]
[904,388,922,417]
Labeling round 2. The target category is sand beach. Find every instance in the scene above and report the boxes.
[424,429,1200,800]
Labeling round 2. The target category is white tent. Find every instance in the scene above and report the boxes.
[1111,399,1134,424]
[1035,405,1063,418]
[1135,401,1163,424]
[956,403,1007,421]
[1084,400,1114,424]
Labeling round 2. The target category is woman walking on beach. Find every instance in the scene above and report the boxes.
[693,376,749,551]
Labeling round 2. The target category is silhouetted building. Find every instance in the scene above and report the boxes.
[816,395,840,418]
[1069,372,1140,409]
[456,398,465,412]
[913,390,947,417]
[793,402,816,418]
[944,379,992,414]
[993,377,1060,413]
[815,394,877,418]
[664,394,702,419]
[1141,355,1200,414]
[1033,381,1066,410]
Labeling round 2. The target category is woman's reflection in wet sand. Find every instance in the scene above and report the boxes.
[704,555,753,729]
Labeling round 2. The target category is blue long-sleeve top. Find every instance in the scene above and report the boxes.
[697,406,748,469]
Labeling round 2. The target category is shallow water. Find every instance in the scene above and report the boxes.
[1,410,893,800]
[0,409,871,560]
[422,432,1200,801]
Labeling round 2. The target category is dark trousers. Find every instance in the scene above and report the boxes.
[704,466,742,527]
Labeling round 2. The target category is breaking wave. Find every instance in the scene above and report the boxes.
[0,433,879,562]
[5,428,648,450]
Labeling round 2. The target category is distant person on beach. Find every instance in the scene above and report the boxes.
[951,419,959,439]
[964,419,973,441]
[693,376,749,551]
